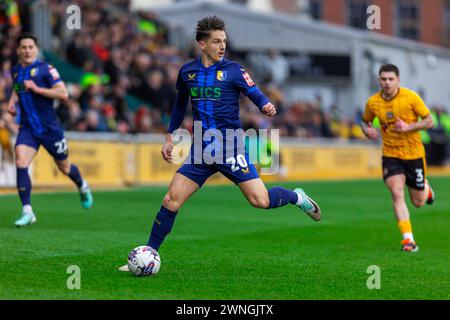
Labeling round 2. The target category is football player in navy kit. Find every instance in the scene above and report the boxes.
[7,33,93,227]
[120,16,322,271]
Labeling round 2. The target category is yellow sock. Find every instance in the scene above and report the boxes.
[397,220,414,242]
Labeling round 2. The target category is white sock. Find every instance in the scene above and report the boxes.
[23,205,33,215]
[79,180,89,191]
[403,232,414,242]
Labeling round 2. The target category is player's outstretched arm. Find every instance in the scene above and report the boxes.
[235,66,274,115]
[361,121,379,140]
[24,80,69,101]
[163,87,189,163]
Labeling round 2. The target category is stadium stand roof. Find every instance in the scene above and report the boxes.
[147,0,450,58]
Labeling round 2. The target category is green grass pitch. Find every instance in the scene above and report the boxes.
[1,177,449,300]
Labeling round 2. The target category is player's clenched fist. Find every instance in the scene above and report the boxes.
[262,103,276,117]
[393,118,410,132]
[161,134,174,163]
[7,100,17,116]
[365,123,379,140]
[24,79,38,92]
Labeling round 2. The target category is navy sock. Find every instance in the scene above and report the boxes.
[267,187,298,209]
[68,164,83,188]
[147,206,178,251]
[16,168,31,206]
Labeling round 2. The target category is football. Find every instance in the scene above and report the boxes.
[127,246,161,276]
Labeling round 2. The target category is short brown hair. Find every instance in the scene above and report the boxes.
[379,64,399,77]
[17,32,38,47]
[195,16,225,41]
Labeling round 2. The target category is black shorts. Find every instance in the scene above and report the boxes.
[382,156,426,190]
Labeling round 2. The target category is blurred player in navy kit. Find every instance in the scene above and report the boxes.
[7,33,93,227]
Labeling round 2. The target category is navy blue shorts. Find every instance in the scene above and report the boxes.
[177,151,259,187]
[15,126,69,161]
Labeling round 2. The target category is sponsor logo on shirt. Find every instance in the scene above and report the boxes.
[188,73,196,80]
[190,86,221,99]
[14,82,26,93]
[49,65,60,80]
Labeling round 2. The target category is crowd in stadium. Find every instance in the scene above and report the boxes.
[1,0,449,153]
[0,0,373,140]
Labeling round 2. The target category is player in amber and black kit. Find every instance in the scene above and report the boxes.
[361,63,435,252]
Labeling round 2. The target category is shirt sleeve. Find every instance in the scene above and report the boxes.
[233,64,270,110]
[233,64,257,95]
[168,70,189,133]
[42,63,62,87]
[362,99,375,123]
[411,91,430,118]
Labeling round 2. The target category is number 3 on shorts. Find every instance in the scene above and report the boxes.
[54,138,68,154]
[415,168,424,183]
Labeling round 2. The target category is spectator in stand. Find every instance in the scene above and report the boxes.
[134,105,152,133]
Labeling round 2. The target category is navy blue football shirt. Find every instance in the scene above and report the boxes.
[169,57,270,134]
[11,59,62,135]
